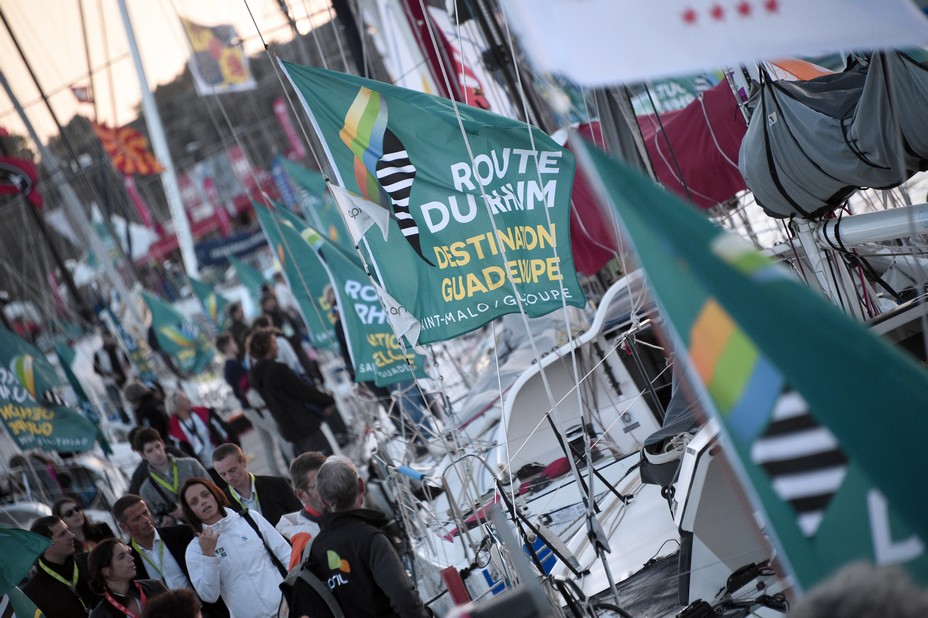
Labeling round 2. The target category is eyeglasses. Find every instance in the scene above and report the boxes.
[62,506,82,518]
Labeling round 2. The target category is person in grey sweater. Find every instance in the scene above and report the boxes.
[135,427,209,525]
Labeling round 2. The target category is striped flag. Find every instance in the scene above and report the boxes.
[280,62,584,345]
[576,137,928,589]
[340,88,433,265]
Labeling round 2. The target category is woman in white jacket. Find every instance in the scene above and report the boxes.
[180,477,291,618]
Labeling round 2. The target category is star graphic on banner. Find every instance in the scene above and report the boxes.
[710,4,725,20]
[765,0,779,13]
[682,7,697,24]
[737,1,752,16]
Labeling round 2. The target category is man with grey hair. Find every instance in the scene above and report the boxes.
[287,456,429,617]
[789,562,928,618]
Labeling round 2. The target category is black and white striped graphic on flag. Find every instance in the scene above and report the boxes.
[375,129,434,266]
[750,390,849,537]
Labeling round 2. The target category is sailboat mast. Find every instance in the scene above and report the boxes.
[115,0,199,278]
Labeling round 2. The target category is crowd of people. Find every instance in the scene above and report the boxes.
[19,435,431,617]
[9,283,436,617]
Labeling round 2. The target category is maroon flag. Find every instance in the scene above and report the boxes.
[0,157,42,208]
[635,81,747,210]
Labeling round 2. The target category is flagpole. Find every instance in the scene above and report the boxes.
[116,0,199,278]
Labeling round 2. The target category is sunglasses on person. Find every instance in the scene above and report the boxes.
[62,506,82,518]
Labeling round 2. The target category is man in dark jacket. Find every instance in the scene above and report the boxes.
[247,327,336,456]
[23,516,101,617]
[211,443,302,526]
[288,456,429,618]
[113,494,229,618]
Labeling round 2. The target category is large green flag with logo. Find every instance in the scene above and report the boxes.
[281,62,585,345]
[578,139,928,588]
[54,345,112,455]
[0,328,97,452]
[302,222,428,387]
[142,292,214,376]
[278,158,355,256]
[254,202,337,351]
[189,276,229,330]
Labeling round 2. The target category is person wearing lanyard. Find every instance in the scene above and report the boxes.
[112,495,230,618]
[23,516,102,617]
[136,427,209,525]
[87,538,167,617]
[212,443,301,527]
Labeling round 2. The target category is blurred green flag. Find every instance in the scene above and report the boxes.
[0,527,50,596]
[0,328,97,452]
[277,158,355,256]
[54,345,112,455]
[578,138,928,588]
[142,292,214,376]
[297,219,428,387]
[189,276,230,329]
[254,202,337,352]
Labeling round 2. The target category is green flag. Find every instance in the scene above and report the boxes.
[0,328,97,452]
[3,586,45,617]
[142,292,214,376]
[301,221,428,387]
[189,277,230,329]
[99,306,158,385]
[0,527,50,596]
[53,345,112,456]
[277,158,356,256]
[281,62,585,345]
[228,256,268,310]
[254,203,338,351]
[578,139,928,588]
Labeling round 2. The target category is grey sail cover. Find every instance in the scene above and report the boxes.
[739,51,928,219]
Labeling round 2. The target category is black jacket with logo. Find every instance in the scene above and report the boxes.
[289,508,428,618]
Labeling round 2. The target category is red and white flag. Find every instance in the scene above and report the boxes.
[70,85,94,104]
[502,0,928,85]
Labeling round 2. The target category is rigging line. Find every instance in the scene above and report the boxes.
[162,2,338,347]
[164,0,255,173]
[263,29,464,456]
[76,0,98,123]
[97,0,120,125]
[441,4,599,512]
[488,320,519,510]
[643,81,696,205]
[697,93,739,171]
[637,112,718,205]
[1,7,135,307]
[450,8,505,114]
[399,0,454,101]
[299,0,331,68]
[242,0,270,49]
[327,0,352,74]
[497,2,586,367]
